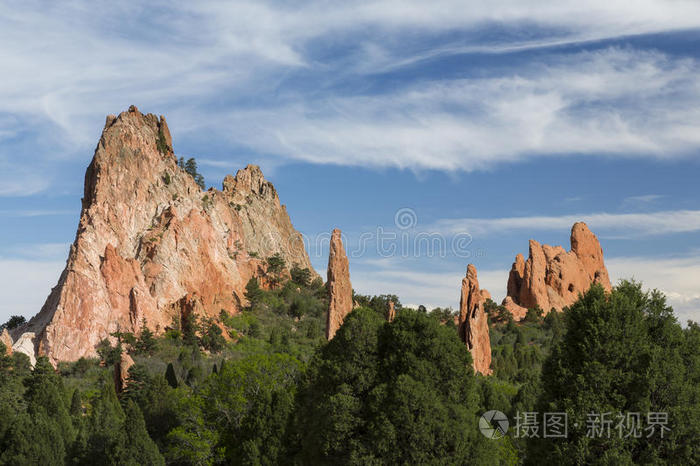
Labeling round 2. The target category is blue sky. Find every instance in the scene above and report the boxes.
[1,1,699,323]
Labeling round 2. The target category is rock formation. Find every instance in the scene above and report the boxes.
[502,296,528,321]
[12,333,36,366]
[16,106,316,364]
[326,229,352,340]
[1,329,12,356]
[386,300,396,322]
[114,352,135,394]
[458,265,492,375]
[505,222,611,317]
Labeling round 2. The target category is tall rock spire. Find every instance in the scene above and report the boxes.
[458,264,492,376]
[15,106,316,364]
[326,229,353,340]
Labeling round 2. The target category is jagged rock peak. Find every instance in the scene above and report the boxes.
[17,107,316,365]
[458,264,492,376]
[223,164,278,204]
[504,222,611,317]
[326,229,353,341]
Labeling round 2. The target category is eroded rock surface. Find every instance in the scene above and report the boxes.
[1,329,12,356]
[12,333,36,366]
[458,265,492,376]
[114,352,135,394]
[505,222,611,317]
[387,300,396,322]
[326,229,352,340]
[18,106,316,364]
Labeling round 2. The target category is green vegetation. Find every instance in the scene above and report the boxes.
[1,315,26,331]
[0,278,697,464]
[177,157,205,190]
[156,127,171,155]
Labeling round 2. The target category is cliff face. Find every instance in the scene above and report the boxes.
[325,229,353,341]
[19,106,315,364]
[458,265,492,376]
[505,222,611,316]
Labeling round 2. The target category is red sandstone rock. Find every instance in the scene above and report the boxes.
[1,329,12,356]
[114,352,135,394]
[458,265,492,375]
[505,222,611,317]
[502,296,528,321]
[18,107,316,364]
[387,300,396,322]
[326,229,353,340]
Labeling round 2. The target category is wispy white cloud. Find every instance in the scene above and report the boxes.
[620,194,665,210]
[0,210,75,217]
[206,48,700,171]
[1,2,700,193]
[1,243,70,261]
[0,259,64,322]
[433,209,700,238]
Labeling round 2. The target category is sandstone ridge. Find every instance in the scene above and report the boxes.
[505,222,611,317]
[18,106,316,364]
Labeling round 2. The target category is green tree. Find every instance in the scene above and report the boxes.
[290,266,312,288]
[183,157,205,190]
[0,315,25,331]
[266,253,286,289]
[182,312,200,347]
[135,319,158,355]
[165,363,179,389]
[24,357,75,448]
[199,319,225,354]
[529,282,700,464]
[292,308,496,464]
[96,338,122,366]
[244,277,264,309]
[79,379,126,466]
[523,306,544,323]
[203,353,302,465]
[122,401,165,466]
[163,390,220,465]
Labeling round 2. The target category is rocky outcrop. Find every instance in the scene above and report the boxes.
[502,296,528,321]
[505,222,611,317]
[326,229,352,340]
[114,352,135,394]
[12,333,36,366]
[1,329,12,356]
[458,265,492,376]
[387,300,396,322]
[17,106,316,364]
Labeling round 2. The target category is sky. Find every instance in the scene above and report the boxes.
[1,1,699,323]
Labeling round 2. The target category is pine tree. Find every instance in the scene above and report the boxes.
[165,363,179,389]
[245,277,264,309]
[24,357,75,451]
[70,389,82,417]
[136,319,157,355]
[81,379,126,466]
[184,157,205,190]
[122,401,165,465]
